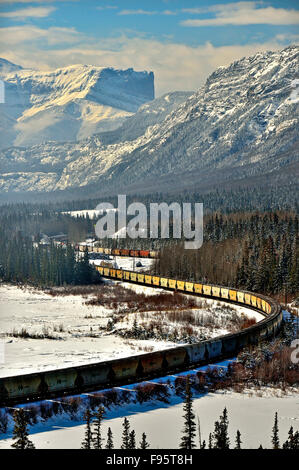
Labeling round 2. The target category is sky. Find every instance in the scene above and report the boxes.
[0,0,298,96]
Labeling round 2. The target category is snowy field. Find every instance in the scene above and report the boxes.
[0,284,177,378]
[64,209,117,218]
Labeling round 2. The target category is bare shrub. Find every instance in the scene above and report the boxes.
[104,388,119,406]
[25,406,38,425]
[136,382,170,404]
[85,287,196,313]
[240,317,257,329]
[0,410,8,433]
[39,402,54,419]
[46,285,104,297]
[196,371,207,389]
[174,376,188,396]
[9,327,58,340]
[88,393,106,410]
[63,397,81,416]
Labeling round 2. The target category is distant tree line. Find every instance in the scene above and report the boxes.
[0,181,297,215]
[0,202,103,286]
[0,205,94,242]
[156,211,298,296]
[0,230,99,287]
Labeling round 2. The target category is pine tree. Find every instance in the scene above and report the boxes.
[11,409,35,449]
[282,426,293,449]
[272,412,280,449]
[235,430,242,449]
[212,407,230,449]
[106,427,114,449]
[197,415,206,449]
[121,417,130,449]
[282,426,299,449]
[180,376,197,449]
[93,406,105,449]
[139,432,150,449]
[132,316,139,338]
[76,246,94,284]
[81,407,93,449]
[129,430,136,449]
[208,433,212,449]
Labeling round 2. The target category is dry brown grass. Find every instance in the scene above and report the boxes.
[46,285,103,297]
[85,286,197,312]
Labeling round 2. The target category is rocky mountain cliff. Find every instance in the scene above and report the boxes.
[0,63,154,148]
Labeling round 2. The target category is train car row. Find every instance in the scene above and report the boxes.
[0,273,282,406]
[76,245,159,258]
[0,304,281,407]
[96,266,272,315]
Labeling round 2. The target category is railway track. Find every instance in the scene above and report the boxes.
[0,266,282,406]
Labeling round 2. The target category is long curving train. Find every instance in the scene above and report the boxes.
[76,244,159,258]
[0,267,282,406]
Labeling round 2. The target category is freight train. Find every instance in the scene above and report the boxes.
[0,269,282,406]
[76,244,159,258]
[96,266,272,313]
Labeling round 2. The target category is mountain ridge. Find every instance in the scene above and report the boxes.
[0,45,298,196]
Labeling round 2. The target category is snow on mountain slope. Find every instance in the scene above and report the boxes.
[0,58,22,76]
[123,45,298,177]
[0,46,298,194]
[0,63,154,148]
[98,91,193,145]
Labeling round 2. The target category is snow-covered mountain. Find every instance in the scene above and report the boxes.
[0,63,154,148]
[0,46,298,195]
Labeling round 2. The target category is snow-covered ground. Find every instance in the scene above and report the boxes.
[0,375,297,449]
[0,284,177,378]
[65,209,117,219]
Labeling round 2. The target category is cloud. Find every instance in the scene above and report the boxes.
[181,2,299,26]
[182,1,260,15]
[0,25,296,96]
[118,9,177,16]
[96,5,118,11]
[0,0,76,3]
[0,6,55,18]
[163,10,177,16]
[0,25,83,45]
[118,10,158,16]
[275,33,299,43]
